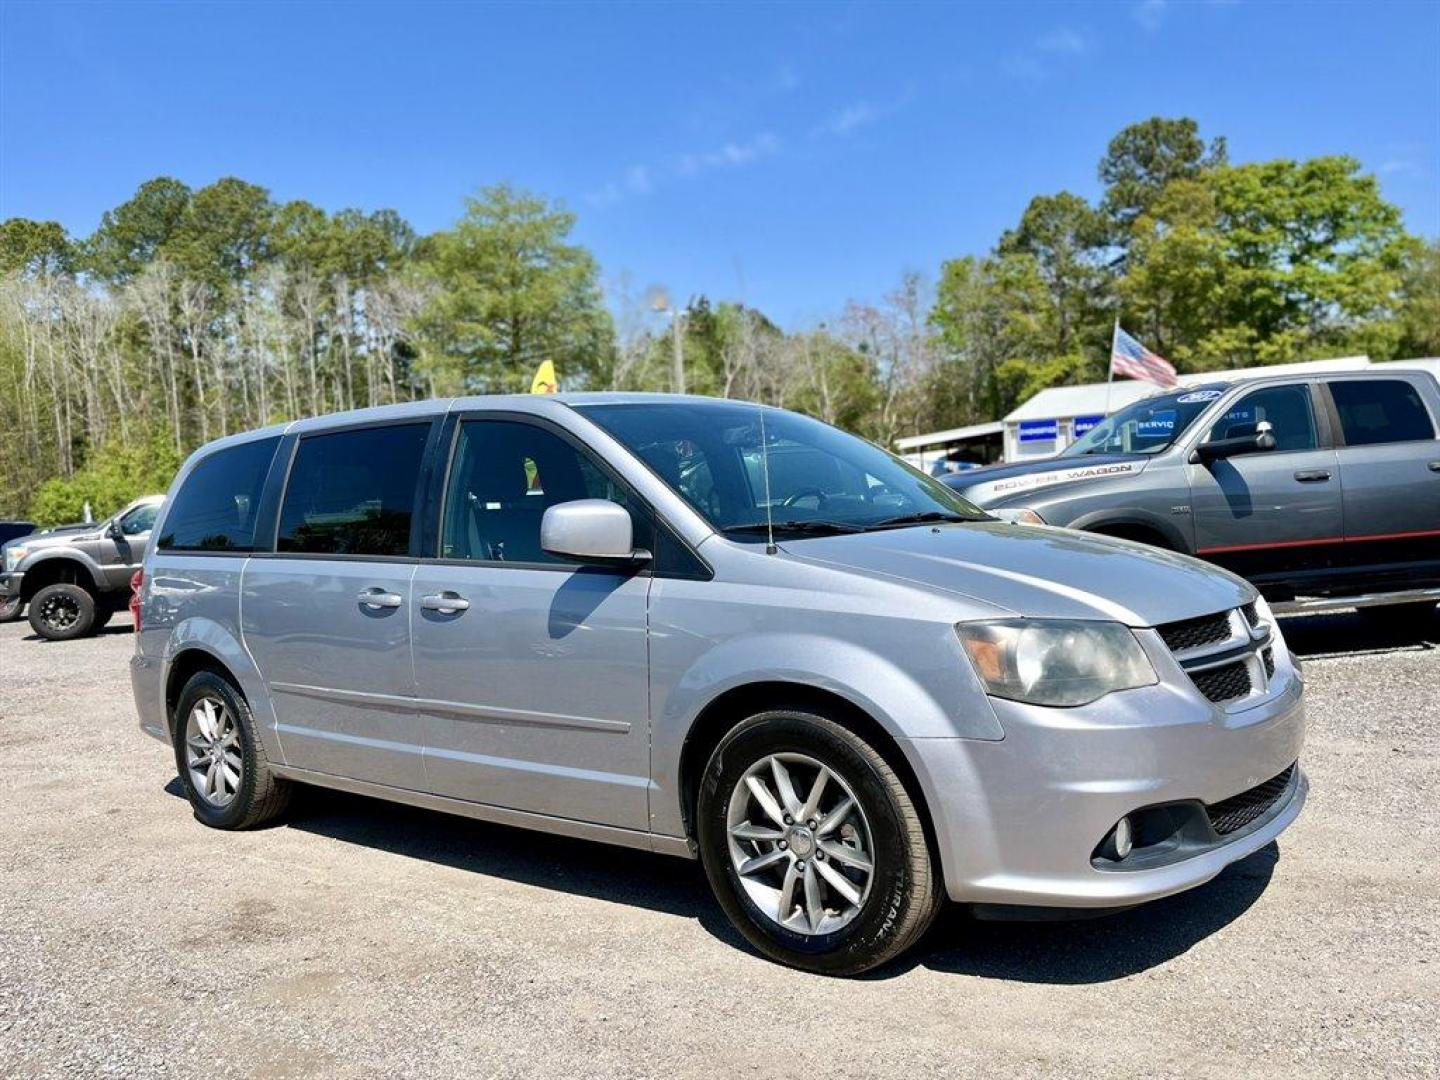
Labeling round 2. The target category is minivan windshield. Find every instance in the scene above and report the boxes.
[1061,387,1224,457]
[577,401,991,538]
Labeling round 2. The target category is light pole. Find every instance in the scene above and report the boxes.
[647,286,685,395]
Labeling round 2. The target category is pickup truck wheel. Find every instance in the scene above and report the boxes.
[0,595,22,623]
[697,710,942,976]
[173,670,292,830]
[27,583,96,640]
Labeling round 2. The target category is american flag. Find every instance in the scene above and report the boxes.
[1111,324,1178,388]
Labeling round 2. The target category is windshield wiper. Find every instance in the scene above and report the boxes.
[721,520,867,537]
[866,511,975,530]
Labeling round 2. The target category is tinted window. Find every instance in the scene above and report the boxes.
[578,401,987,537]
[159,437,279,551]
[1330,380,1435,446]
[278,424,430,556]
[119,503,158,536]
[1209,385,1317,453]
[442,420,632,564]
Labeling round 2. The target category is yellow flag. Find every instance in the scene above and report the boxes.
[530,360,558,394]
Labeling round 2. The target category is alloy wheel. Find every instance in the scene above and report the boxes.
[726,752,874,935]
[184,696,242,807]
[38,593,80,632]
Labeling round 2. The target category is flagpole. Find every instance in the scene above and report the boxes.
[1105,317,1118,415]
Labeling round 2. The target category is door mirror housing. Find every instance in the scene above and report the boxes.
[105,519,123,540]
[541,500,648,563]
[1192,422,1277,463]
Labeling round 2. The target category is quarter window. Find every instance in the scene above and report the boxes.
[441,420,631,564]
[277,424,430,556]
[1329,380,1435,446]
[158,437,279,551]
[1209,385,1317,453]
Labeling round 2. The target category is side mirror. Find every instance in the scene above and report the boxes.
[106,519,123,539]
[1192,422,1277,464]
[540,500,649,563]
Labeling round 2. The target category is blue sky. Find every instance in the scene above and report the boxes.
[2,0,1437,328]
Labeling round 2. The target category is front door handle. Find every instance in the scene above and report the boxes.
[1293,469,1331,483]
[420,591,471,614]
[1429,460,1440,473]
[356,588,403,609]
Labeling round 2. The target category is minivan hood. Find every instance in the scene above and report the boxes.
[779,521,1251,626]
[948,453,1148,507]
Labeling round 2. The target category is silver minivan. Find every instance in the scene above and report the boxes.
[132,394,1307,974]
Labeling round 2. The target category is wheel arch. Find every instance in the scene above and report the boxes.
[164,648,247,736]
[19,554,101,601]
[676,680,942,870]
[1070,510,1191,554]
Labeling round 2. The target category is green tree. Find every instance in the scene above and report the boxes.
[418,185,613,392]
[1395,238,1440,359]
[84,177,192,283]
[162,177,275,291]
[28,428,185,526]
[1099,116,1227,232]
[998,192,1109,356]
[0,218,73,277]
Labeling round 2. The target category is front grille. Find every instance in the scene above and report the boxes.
[1241,601,1259,628]
[1157,611,1231,653]
[1191,660,1252,703]
[1207,764,1296,835]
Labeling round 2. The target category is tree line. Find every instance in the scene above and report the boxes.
[2,116,1436,522]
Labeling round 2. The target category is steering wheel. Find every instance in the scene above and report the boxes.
[782,486,829,508]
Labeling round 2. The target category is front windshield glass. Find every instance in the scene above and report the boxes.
[1061,388,1222,457]
[577,401,990,538]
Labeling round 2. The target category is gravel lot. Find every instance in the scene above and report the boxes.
[2,609,1437,1079]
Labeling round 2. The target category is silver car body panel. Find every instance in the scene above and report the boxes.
[133,393,1308,908]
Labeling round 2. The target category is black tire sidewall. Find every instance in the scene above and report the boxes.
[0,595,22,622]
[172,671,265,830]
[697,712,924,976]
[28,583,96,640]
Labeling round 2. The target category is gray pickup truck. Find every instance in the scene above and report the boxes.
[0,495,163,640]
[946,369,1440,622]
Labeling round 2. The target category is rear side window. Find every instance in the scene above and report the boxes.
[278,424,430,556]
[1330,380,1435,446]
[159,437,280,552]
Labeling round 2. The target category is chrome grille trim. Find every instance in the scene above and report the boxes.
[1157,603,1277,706]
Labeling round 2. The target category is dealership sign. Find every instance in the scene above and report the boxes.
[1072,414,1105,437]
[1018,419,1060,443]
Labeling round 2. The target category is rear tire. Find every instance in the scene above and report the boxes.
[696,709,942,976]
[0,595,22,623]
[28,582,96,640]
[173,670,292,830]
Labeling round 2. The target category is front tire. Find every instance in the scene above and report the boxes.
[28,582,96,640]
[696,709,941,975]
[173,670,292,830]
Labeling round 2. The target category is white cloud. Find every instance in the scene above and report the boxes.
[1133,0,1167,32]
[677,132,782,176]
[823,102,880,137]
[1037,27,1089,55]
[1378,160,1419,176]
[624,165,652,195]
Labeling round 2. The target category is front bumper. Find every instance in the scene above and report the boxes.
[0,571,22,599]
[903,657,1307,908]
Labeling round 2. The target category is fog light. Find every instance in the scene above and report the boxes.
[1113,816,1133,859]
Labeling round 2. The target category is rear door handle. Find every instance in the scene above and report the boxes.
[1293,469,1331,482]
[420,591,471,614]
[356,588,404,609]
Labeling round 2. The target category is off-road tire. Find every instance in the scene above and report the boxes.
[173,670,293,830]
[697,709,942,976]
[0,595,22,623]
[28,582,97,640]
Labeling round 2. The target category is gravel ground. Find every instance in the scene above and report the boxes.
[1,610,1437,1079]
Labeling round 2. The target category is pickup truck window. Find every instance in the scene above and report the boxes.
[119,503,158,536]
[1208,385,1317,452]
[1062,389,1216,457]
[1330,379,1436,446]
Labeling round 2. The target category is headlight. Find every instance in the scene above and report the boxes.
[4,546,26,571]
[956,619,1157,706]
[990,507,1046,525]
